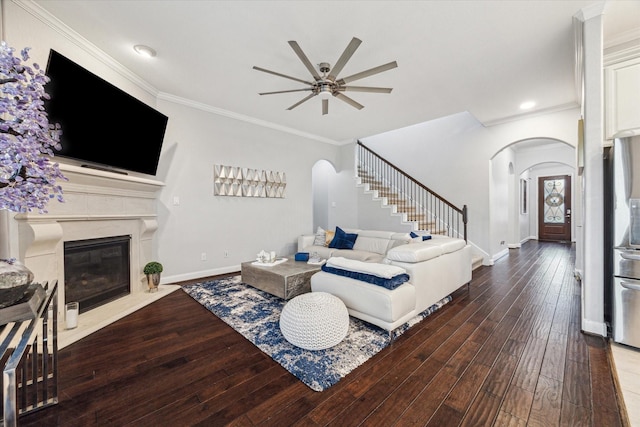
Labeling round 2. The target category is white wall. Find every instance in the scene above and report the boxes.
[3,3,340,284]
[489,148,514,261]
[518,169,532,243]
[326,143,359,229]
[578,5,606,336]
[312,160,333,230]
[154,100,338,282]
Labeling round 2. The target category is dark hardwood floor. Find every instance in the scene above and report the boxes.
[21,240,626,426]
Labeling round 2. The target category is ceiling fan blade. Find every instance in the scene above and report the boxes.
[334,92,364,110]
[337,61,398,85]
[259,88,313,95]
[328,37,362,81]
[287,93,316,110]
[253,66,314,86]
[340,86,393,93]
[322,98,328,115]
[288,41,322,81]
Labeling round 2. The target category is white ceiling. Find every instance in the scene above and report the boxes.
[31,0,640,144]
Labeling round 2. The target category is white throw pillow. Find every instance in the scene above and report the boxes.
[313,227,326,246]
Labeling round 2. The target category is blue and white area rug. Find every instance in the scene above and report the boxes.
[182,276,451,392]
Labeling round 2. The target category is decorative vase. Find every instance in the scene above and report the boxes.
[146,273,160,293]
[0,259,34,308]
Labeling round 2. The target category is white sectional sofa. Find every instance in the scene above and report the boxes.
[299,228,472,331]
[298,229,411,263]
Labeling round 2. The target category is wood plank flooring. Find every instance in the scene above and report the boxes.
[20,240,626,426]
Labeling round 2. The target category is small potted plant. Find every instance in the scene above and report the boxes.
[143,261,163,292]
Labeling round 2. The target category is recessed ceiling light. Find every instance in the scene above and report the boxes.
[520,101,536,110]
[133,45,156,58]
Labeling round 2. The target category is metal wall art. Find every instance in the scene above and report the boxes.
[214,165,286,198]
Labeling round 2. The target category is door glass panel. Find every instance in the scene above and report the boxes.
[543,178,566,224]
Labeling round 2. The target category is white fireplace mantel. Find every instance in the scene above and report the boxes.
[10,162,174,348]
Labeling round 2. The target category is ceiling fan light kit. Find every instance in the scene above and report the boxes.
[254,37,397,115]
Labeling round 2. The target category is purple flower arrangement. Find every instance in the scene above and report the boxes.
[0,41,66,213]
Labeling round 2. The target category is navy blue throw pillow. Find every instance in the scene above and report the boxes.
[328,226,358,250]
[410,231,432,241]
[321,264,410,290]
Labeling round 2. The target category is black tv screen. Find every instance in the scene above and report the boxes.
[44,49,168,176]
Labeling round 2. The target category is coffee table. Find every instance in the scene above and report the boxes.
[241,257,322,300]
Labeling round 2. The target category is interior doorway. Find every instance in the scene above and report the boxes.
[538,175,572,241]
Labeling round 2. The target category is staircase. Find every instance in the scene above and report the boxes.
[356,142,484,270]
[357,168,438,232]
[356,141,467,240]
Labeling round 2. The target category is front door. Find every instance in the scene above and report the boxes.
[538,175,571,241]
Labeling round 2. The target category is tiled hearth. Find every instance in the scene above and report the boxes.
[58,284,180,349]
[11,163,172,348]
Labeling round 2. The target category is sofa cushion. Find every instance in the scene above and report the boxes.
[386,237,467,263]
[331,249,385,263]
[328,227,358,249]
[351,230,410,254]
[430,236,467,254]
[352,236,391,255]
[386,241,444,263]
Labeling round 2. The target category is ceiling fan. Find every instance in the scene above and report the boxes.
[253,37,397,115]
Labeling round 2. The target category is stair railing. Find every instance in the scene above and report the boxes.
[356,141,468,241]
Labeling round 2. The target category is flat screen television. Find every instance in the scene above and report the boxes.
[44,49,168,176]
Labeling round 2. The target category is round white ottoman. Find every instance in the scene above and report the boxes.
[279,292,349,350]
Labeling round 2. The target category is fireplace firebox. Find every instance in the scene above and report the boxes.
[64,235,131,313]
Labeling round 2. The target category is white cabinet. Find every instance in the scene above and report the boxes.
[605,57,640,139]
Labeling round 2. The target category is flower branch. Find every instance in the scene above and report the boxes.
[0,41,66,213]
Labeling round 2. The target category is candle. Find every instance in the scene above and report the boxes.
[66,302,79,329]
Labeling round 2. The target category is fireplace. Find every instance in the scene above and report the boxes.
[11,163,167,347]
[64,235,131,313]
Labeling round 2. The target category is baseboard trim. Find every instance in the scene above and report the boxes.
[164,265,241,285]
[490,248,509,264]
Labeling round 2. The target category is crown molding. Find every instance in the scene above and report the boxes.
[604,42,640,66]
[14,0,339,146]
[604,27,640,50]
[481,102,580,128]
[12,0,159,97]
[157,92,340,146]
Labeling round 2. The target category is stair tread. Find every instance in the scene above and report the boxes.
[357,163,465,240]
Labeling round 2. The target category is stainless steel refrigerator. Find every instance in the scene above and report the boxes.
[612,134,640,348]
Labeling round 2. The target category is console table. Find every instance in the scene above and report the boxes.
[0,281,58,426]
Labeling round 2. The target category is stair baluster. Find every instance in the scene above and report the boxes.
[356,141,467,242]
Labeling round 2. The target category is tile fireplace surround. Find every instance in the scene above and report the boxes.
[8,163,179,349]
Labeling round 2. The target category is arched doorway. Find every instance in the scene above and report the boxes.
[490,138,575,257]
[311,159,337,231]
